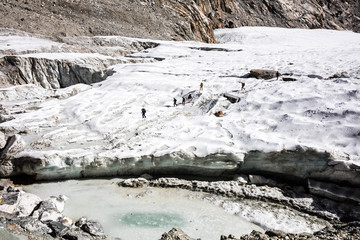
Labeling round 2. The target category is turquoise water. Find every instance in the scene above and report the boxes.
[119,212,184,228]
[23,179,264,240]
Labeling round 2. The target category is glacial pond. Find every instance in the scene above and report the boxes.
[23,179,264,240]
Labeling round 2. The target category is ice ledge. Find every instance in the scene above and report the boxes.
[308,179,360,204]
[3,147,360,188]
[240,147,360,187]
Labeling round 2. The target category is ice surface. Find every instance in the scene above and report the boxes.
[0,34,62,56]
[23,179,264,240]
[1,27,360,177]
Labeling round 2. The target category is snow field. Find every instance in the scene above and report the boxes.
[0,27,359,170]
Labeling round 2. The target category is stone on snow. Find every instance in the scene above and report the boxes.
[249,69,279,80]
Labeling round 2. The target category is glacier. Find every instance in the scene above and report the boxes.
[0,27,359,187]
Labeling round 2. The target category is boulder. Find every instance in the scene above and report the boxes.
[16,192,42,217]
[160,227,197,240]
[47,221,69,237]
[223,93,240,103]
[33,195,68,216]
[75,218,104,237]
[81,220,104,237]
[249,69,279,80]
[308,74,324,79]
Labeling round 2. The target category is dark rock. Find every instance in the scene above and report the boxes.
[308,74,323,79]
[63,229,93,240]
[189,47,242,52]
[249,69,279,80]
[282,77,297,81]
[75,217,87,228]
[80,220,104,236]
[47,220,69,237]
[223,93,240,103]
[265,229,287,237]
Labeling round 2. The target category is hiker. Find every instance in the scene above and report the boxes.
[200,82,203,91]
[188,94,192,102]
[141,108,146,118]
[241,82,245,90]
[182,97,185,105]
[276,71,280,80]
[173,98,177,107]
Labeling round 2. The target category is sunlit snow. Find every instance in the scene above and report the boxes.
[1,27,359,175]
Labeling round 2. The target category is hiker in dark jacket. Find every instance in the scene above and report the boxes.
[188,94,192,102]
[141,108,146,118]
[173,98,177,107]
[276,71,280,80]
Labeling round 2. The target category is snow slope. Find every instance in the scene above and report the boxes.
[1,27,360,178]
